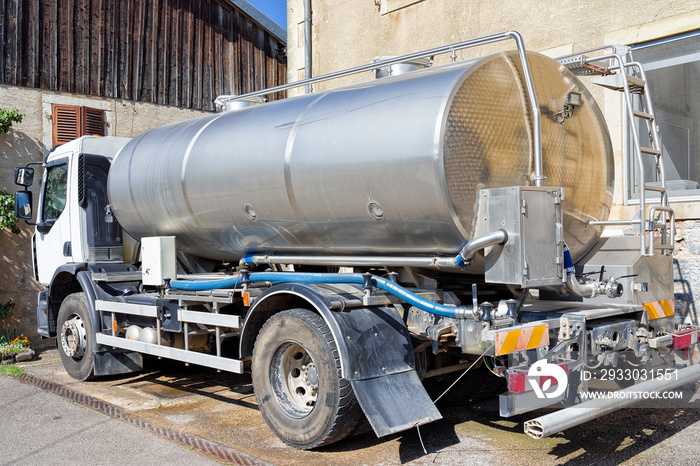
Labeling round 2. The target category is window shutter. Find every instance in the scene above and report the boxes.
[51,104,105,146]
[52,104,81,146]
[82,107,105,136]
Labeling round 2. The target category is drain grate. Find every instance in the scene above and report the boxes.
[15,374,268,465]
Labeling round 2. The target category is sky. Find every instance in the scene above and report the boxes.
[248,0,287,30]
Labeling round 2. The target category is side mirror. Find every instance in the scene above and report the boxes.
[14,167,34,187]
[14,191,33,219]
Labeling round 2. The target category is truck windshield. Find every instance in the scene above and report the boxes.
[42,164,68,221]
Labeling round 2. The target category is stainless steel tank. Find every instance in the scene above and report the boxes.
[109,51,613,263]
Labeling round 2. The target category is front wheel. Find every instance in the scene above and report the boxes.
[252,309,363,449]
[57,292,95,381]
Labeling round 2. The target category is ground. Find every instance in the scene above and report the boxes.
[14,347,700,465]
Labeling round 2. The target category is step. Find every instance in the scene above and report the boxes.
[633,110,654,120]
[592,73,646,93]
[640,147,662,156]
[644,184,667,192]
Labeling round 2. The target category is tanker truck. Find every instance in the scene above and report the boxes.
[12,31,699,449]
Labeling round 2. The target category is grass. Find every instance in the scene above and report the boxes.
[0,364,25,376]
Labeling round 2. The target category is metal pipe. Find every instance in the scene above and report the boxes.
[524,363,700,439]
[562,243,597,298]
[244,254,459,268]
[455,229,508,267]
[245,230,508,269]
[562,244,622,298]
[504,31,543,187]
[648,206,675,256]
[588,220,642,226]
[565,272,598,298]
[304,0,312,93]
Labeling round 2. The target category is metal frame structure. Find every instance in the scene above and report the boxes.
[556,47,675,256]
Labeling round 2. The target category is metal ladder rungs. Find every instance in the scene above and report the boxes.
[644,184,666,193]
[654,244,674,251]
[640,147,662,156]
[592,74,646,93]
[633,110,654,120]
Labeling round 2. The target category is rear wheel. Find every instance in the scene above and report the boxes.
[57,293,95,381]
[252,308,363,449]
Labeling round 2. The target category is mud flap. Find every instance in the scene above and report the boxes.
[93,351,143,376]
[352,370,442,436]
[328,305,442,437]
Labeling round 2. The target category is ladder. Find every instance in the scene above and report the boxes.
[556,47,675,256]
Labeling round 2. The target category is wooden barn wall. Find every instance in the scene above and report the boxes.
[0,0,287,111]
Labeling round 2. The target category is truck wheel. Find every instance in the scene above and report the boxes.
[252,308,362,449]
[57,293,95,381]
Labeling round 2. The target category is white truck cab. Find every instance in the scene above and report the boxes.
[15,136,131,335]
[34,137,131,284]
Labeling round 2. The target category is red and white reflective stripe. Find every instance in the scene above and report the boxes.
[644,299,674,320]
[673,328,700,350]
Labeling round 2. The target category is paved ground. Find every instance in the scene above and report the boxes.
[0,374,220,465]
[11,346,700,465]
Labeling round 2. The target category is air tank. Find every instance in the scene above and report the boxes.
[108,51,613,263]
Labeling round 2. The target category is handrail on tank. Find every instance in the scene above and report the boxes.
[214,31,544,186]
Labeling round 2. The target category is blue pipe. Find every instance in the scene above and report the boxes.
[563,244,575,275]
[170,272,473,318]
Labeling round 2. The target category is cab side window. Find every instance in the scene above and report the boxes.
[42,165,68,221]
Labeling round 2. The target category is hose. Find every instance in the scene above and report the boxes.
[170,271,474,319]
[563,244,599,298]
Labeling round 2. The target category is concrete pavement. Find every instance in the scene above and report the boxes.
[0,375,219,465]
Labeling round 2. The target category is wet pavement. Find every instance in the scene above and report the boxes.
[12,347,700,465]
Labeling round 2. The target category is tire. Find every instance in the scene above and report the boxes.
[57,292,95,381]
[252,309,363,449]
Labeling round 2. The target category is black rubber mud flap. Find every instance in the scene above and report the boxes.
[351,370,442,437]
[328,304,442,437]
[93,351,143,377]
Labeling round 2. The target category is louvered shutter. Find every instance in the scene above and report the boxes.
[52,105,105,146]
[52,104,81,146]
[82,107,105,136]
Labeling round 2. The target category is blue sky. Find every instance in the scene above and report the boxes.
[249,0,287,30]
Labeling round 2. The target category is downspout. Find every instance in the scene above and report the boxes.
[304,0,312,94]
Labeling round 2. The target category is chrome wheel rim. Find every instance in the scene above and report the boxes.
[61,313,87,358]
[270,342,319,418]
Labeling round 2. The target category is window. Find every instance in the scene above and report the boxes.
[52,104,105,147]
[42,164,68,221]
[631,32,700,200]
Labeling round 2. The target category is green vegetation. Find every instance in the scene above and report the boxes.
[0,108,24,134]
[0,299,14,320]
[0,364,25,376]
[0,190,21,234]
[0,301,17,346]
